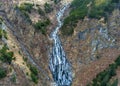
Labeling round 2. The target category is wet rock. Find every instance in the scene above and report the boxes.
[78,29,88,40]
[49,4,72,86]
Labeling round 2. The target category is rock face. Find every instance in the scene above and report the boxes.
[60,9,120,86]
[0,0,52,85]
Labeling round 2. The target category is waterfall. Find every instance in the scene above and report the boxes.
[49,4,72,86]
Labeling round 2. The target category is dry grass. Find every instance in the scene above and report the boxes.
[72,49,120,86]
[5,28,31,76]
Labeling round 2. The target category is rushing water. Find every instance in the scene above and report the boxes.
[49,4,72,86]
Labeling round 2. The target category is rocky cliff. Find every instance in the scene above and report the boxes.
[0,0,120,86]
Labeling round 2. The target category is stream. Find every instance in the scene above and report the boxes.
[49,4,72,86]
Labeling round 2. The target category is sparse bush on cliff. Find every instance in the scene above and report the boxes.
[11,74,16,83]
[0,29,7,39]
[115,56,120,66]
[29,65,38,84]
[30,73,38,84]
[29,65,38,76]
[0,29,2,39]
[53,0,61,4]
[19,3,33,13]
[61,26,74,36]
[38,8,45,16]
[21,10,32,23]
[44,3,53,13]
[111,79,118,86]
[3,30,7,39]
[0,68,7,79]
[17,3,33,23]
[0,45,14,64]
[87,55,120,86]
[61,0,116,36]
[112,0,119,3]
[34,19,50,35]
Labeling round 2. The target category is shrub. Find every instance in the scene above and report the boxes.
[115,56,120,66]
[0,68,7,79]
[17,3,33,23]
[29,65,38,76]
[34,19,50,35]
[0,45,8,53]
[54,0,61,4]
[0,45,13,64]
[3,30,7,39]
[101,73,110,86]
[111,79,118,86]
[44,3,53,13]
[112,0,119,3]
[23,57,28,62]
[0,51,13,64]
[61,26,74,36]
[11,74,16,83]
[29,65,38,84]
[31,73,38,84]
[19,3,33,13]
[0,29,7,39]
[21,10,32,23]
[109,64,117,76]
[38,8,45,16]
[0,29,2,39]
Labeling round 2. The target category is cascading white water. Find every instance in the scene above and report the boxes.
[49,4,72,86]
